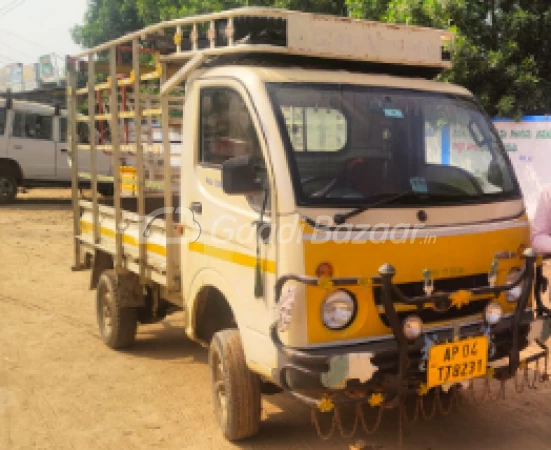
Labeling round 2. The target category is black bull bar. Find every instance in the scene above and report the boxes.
[270,249,551,408]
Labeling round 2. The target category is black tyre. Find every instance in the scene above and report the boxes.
[98,183,114,197]
[96,270,138,349]
[0,171,17,204]
[209,329,261,441]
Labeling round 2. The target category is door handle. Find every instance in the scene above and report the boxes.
[190,202,202,215]
[13,145,22,150]
[60,148,68,153]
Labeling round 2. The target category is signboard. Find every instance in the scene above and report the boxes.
[427,117,551,220]
[23,63,39,91]
[0,53,65,93]
[0,66,7,92]
[493,118,551,220]
[7,63,23,92]
[39,54,57,83]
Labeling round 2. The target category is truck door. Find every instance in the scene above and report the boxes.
[0,105,7,158]
[184,81,278,339]
[55,116,71,180]
[9,110,55,179]
[59,119,113,181]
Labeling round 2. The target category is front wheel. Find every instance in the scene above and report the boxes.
[209,329,261,441]
[96,270,138,349]
[0,172,17,204]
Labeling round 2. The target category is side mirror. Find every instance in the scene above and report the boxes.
[222,155,264,195]
[487,160,504,187]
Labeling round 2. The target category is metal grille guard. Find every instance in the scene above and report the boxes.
[270,249,550,407]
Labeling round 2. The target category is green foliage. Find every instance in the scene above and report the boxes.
[73,0,551,117]
[133,0,346,23]
[347,0,551,117]
[72,0,144,48]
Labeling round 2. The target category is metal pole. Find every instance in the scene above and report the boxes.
[161,62,176,291]
[109,47,123,270]
[88,54,99,244]
[133,39,146,282]
[68,58,82,270]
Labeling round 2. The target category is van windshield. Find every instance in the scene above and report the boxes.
[267,83,520,207]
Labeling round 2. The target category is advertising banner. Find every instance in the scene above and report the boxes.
[425,114,551,220]
[39,54,57,83]
[0,66,7,92]
[23,63,39,91]
[7,63,23,92]
[494,119,551,220]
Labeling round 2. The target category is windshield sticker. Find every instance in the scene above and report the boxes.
[410,177,428,193]
[384,108,404,119]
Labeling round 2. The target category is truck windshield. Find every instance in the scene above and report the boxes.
[267,83,520,207]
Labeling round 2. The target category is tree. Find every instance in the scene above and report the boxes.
[134,0,346,24]
[73,0,551,117]
[347,0,551,117]
[72,0,144,48]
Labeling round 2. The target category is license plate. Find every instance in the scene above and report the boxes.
[427,336,488,388]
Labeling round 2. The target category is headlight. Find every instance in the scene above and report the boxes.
[484,302,503,325]
[403,316,423,340]
[505,269,523,303]
[321,290,356,330]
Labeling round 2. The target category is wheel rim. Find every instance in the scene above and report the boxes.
[99,290,113,338]
[0,176,14,199]
[212,352,228,426]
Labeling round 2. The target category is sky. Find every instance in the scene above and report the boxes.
[0,0,88,66]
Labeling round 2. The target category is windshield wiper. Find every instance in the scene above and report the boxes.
[333,191,425,225]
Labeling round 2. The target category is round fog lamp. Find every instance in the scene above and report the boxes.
[403,316,423,340]
[321,290,356,330]
[505,269,523,303]
[506,286,523,303]
[484,302,503,325]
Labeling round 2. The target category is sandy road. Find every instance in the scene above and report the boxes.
[2,189,551,450]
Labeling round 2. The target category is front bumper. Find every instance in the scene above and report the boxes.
[270,249,551,408]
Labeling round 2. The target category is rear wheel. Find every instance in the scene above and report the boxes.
[209,329,261,441]
[98,183,114,197]
[96,270,138,349]
[0,171,17,204]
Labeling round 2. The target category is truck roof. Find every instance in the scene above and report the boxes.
[195,65,473,97]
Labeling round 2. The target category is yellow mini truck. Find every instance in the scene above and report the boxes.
[68,8,551,441]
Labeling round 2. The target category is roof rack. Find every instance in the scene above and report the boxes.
[73,7,453,71]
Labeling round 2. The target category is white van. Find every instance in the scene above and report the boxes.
[0,98,112,203]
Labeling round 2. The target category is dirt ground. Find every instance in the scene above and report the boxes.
[2,188,551,450]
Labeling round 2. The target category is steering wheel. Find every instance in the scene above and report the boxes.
[301,173,360,198]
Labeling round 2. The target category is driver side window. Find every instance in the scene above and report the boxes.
[199,87,261,166]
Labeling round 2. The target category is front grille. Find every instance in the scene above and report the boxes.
[372,274,491,326]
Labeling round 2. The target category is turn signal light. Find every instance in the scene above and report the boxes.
[316,262,334,278]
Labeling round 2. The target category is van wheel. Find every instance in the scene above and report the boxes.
[98,184,114,197]
[209,329,261,441]
[0,172,17,204]
[96,270,138,349]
